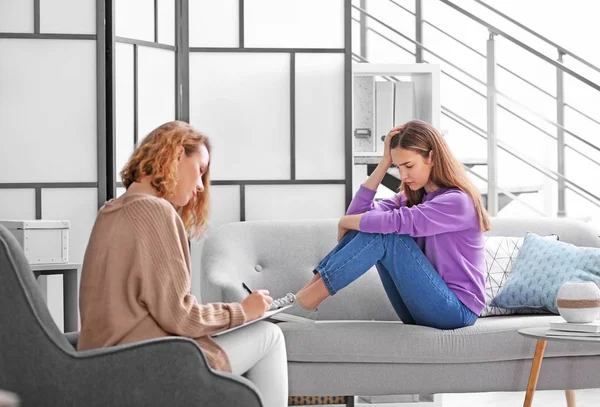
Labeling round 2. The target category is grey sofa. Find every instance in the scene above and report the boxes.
[0,225,263,407]
[201,217,600,402]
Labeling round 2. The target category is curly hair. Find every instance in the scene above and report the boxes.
[120,120,211,239]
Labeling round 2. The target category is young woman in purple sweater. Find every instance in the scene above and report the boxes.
[272,120,490,329]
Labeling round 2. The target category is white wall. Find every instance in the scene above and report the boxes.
[0,0,98,332]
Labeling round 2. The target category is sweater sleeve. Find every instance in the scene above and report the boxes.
[359,189,475,236]
[346,185,404,215]
[126,199,246,338]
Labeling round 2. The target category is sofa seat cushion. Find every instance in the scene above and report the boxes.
[279,315,600,364]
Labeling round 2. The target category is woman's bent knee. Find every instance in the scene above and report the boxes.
[254,321,285,348]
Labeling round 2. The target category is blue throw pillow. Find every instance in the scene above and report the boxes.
[490,233,600,313]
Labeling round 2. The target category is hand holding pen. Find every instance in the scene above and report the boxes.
[240,282,273,321]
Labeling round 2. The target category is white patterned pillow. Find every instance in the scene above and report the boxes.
[480,235,557,317]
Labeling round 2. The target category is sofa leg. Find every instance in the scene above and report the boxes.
[565,390,576,407]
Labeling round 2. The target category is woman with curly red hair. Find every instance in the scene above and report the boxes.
[78,121,288,407]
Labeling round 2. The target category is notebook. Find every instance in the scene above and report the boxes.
[549,321,600,333]
[546,329,600,337]
[211,305,294,337]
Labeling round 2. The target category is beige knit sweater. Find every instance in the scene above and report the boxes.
[78,193,246,372]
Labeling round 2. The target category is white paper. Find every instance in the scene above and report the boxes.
[211,305,294,337]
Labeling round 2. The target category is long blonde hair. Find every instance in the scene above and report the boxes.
[390,120,490,232]
[120,120,211,239]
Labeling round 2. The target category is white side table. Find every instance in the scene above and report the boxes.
[518,327,594,407]
[31,263,81,332]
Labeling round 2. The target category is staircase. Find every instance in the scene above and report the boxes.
[352,0,600,218]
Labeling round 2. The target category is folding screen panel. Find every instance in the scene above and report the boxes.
[189,0,350,228]
[0,39,97,183]
[189,0,238,47]
[0,0,351,309]
[157,0,175,45]
[0,1,33,32]
[295,53,346,180]
[244,0,344,48]
[245,185,346,221]
[114,1,176,188]
[115,0,154,42]
[0,190,36,220]
[210,185,241,228]
[0,1,100,332]
[137,46,176,141]
[189,52,291,181]
[42,188,98,332]
[40,0,95,34]
[115,42,135,181]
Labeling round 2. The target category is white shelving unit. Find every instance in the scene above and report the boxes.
[352,63,441,196]
[353,63,441,129]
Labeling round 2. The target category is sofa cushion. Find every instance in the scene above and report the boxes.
[491,233,600,313]
[480,235,555,317]
[279,315,600,364]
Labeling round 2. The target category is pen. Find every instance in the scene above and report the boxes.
[242,282,253,295]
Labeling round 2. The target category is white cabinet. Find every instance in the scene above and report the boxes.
[352,63,441,196]
[352,63,441,154]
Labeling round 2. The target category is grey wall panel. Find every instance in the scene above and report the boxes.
[244,0,344,48]
[0,39,97,182]
[0,0,33,33]
[137,46,176,141]
[0,189,36,220]
[295,53,345,180]
[189,0,238,47]
[189,52,291,181]
[40,0,95,34]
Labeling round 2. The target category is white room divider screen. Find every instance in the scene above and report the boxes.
[0,0,101,332]
[0,0,353,314]
[110,0,352,229]
[189,0,350,229]
[113,0,177,196]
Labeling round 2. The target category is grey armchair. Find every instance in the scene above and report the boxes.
[0,225,263,407]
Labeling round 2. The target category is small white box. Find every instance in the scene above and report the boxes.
[0,220,70,264]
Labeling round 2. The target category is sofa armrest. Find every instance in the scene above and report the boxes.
[201,255,247,303]
[67,336,262,407]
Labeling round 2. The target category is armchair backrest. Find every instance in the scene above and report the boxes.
[0,225,73,395]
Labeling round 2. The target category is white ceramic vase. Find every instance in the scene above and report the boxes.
[556,281,600,323]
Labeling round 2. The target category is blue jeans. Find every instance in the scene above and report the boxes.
[314,230,477,330]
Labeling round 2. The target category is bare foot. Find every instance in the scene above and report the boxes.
[295,278,330,310]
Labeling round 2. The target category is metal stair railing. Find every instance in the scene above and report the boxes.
[352,52,548,215]
[473,0,600,76]
[434,0,600,90]
[350,10,600,210]
[463,165,547,217]
[441,106,600,208]
[358,10,600,163]
[352,0,600,217]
